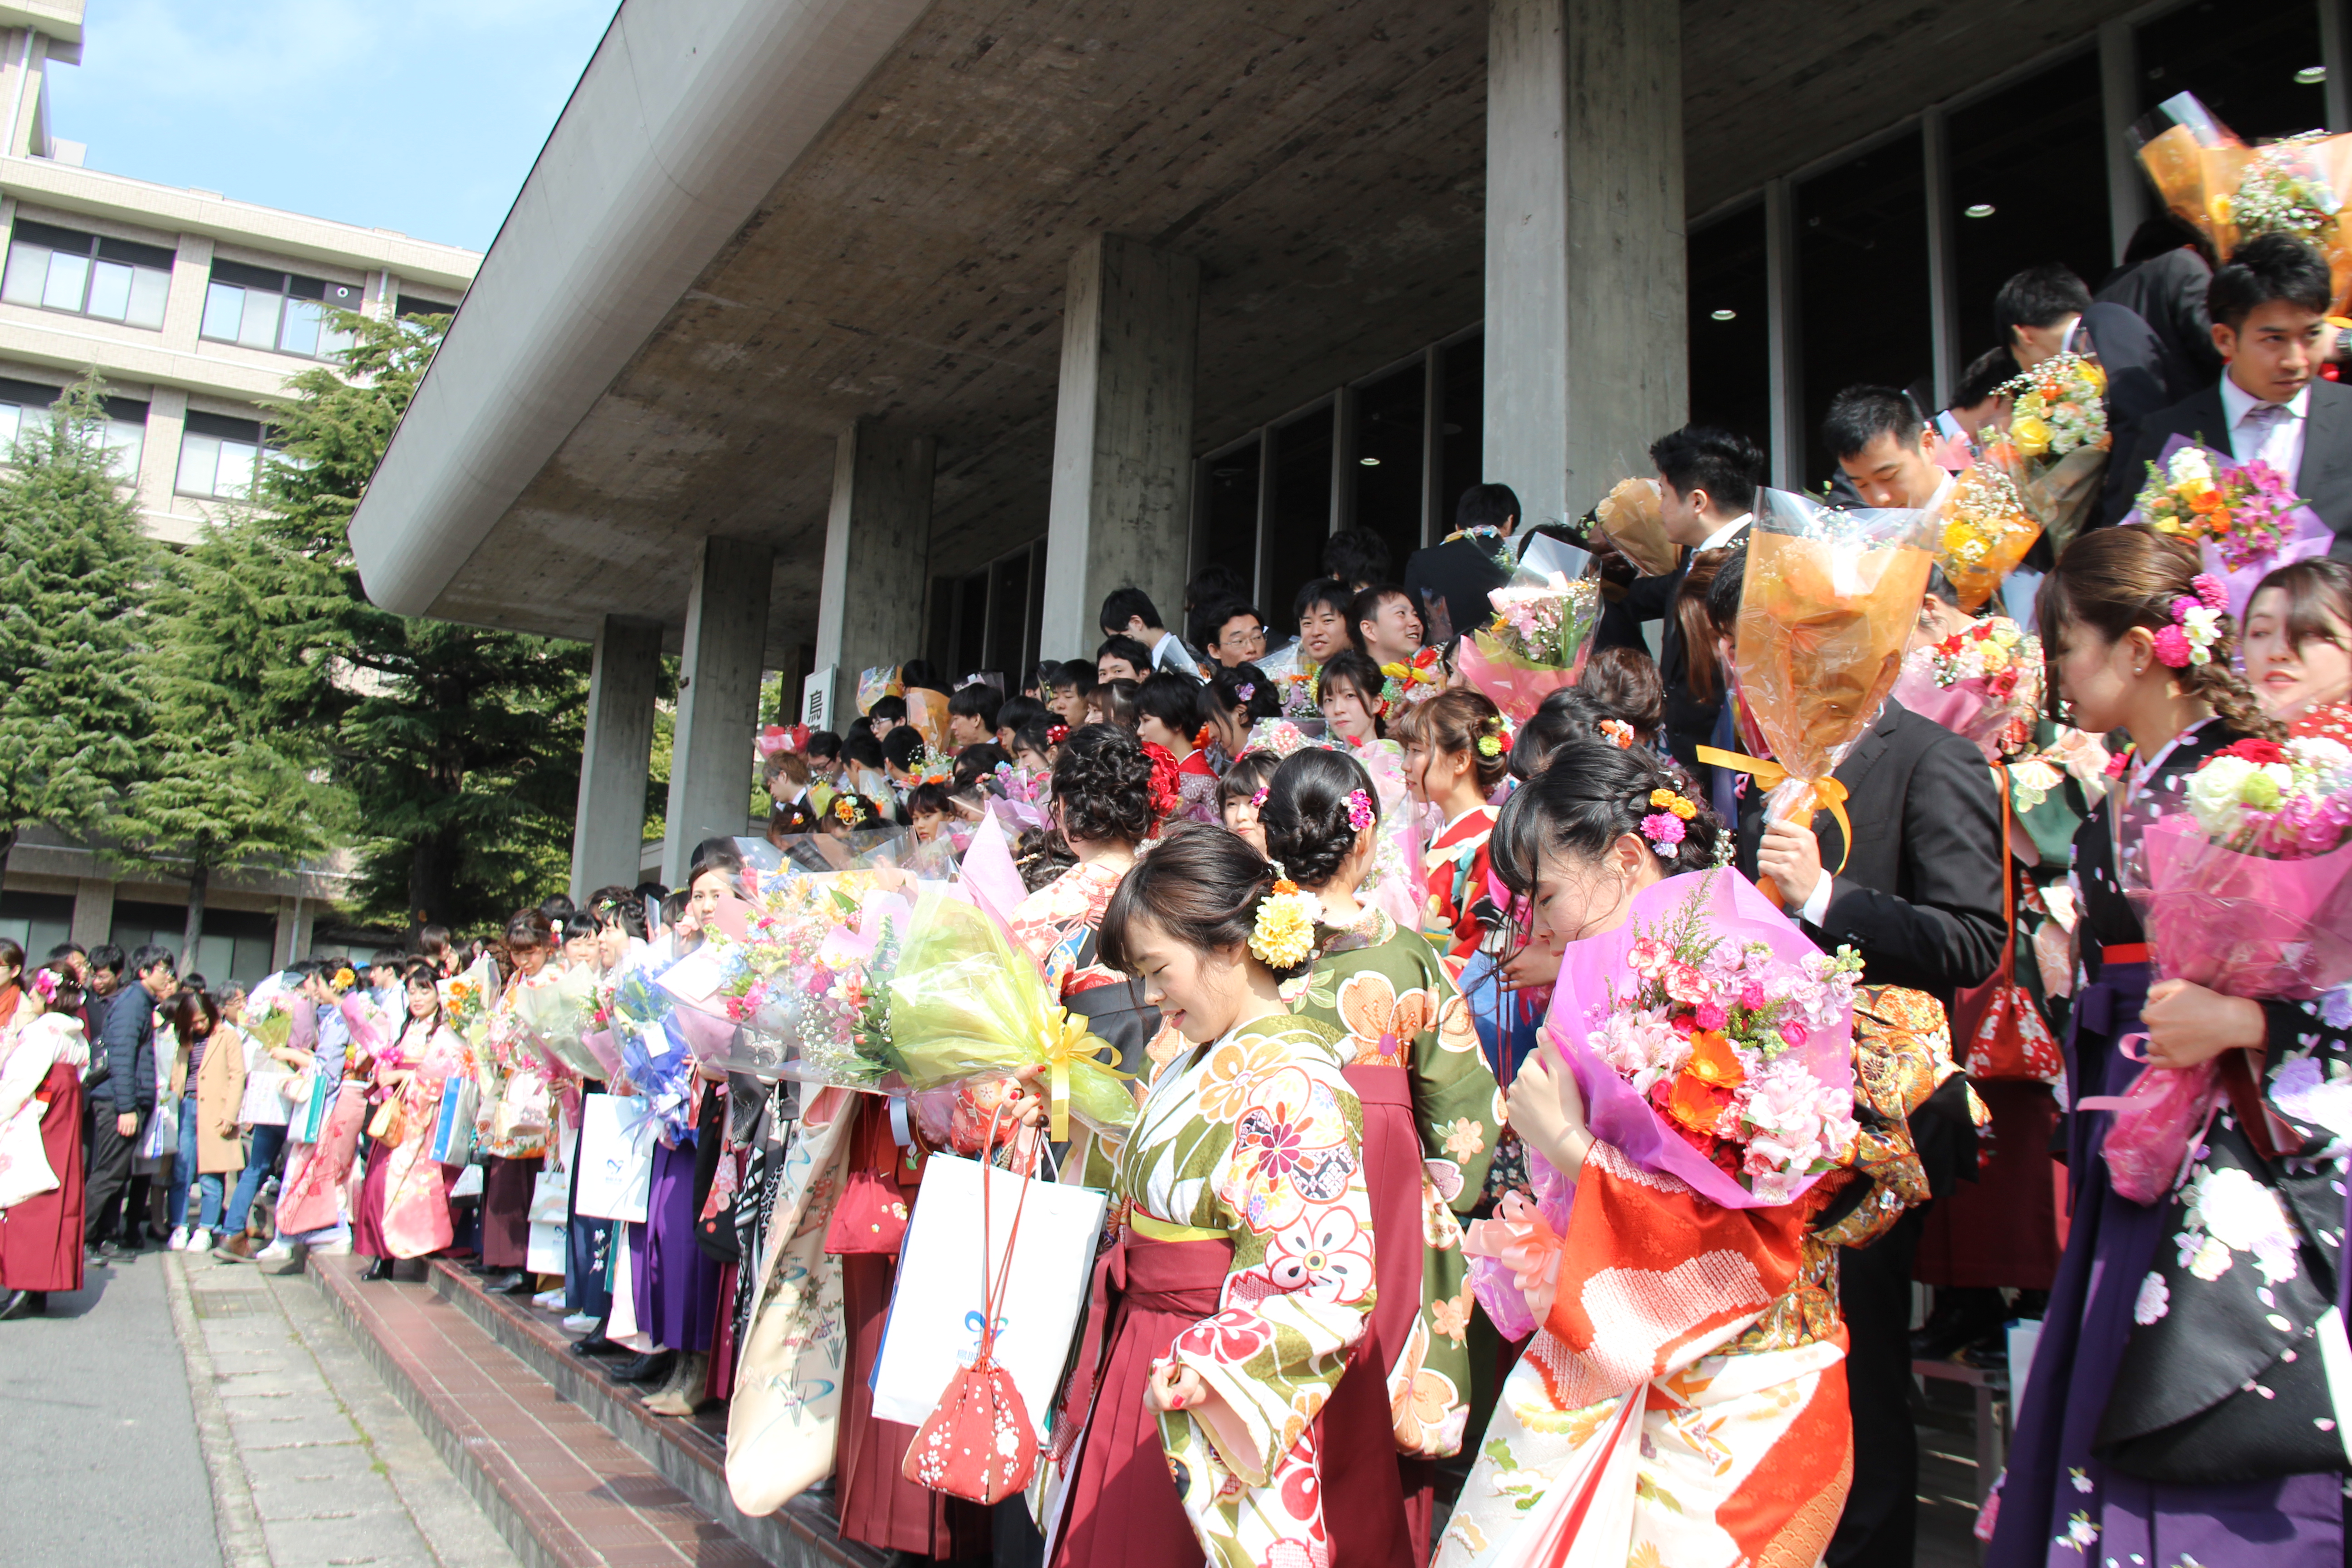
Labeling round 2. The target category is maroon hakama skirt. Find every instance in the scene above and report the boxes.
[352,1137,391,1259]
[1914,1079,2066,1290]
[0,1063,83,1293]
[835,1250,991,1558]
[1049,1235,1230,1568]
[479,1154,539,1270]
[1328,1062,1422,1568]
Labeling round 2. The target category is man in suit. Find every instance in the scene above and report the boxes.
[1404,483,1520,646]
[1617,426,1763,778]
[1719,529,2005,1568]
[2114,231,2352,557]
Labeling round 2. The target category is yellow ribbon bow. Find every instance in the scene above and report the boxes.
[1694,745,1855,903]
[1039,1006,1129,1142]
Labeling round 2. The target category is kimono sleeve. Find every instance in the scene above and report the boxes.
[2258,992,2352,1159]
[1419,975,1503,1213]
[1166,1041,1375,1488]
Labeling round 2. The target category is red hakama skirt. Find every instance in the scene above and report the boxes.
[0,1063,84,1293]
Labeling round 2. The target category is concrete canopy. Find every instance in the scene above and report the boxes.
[351,0,2138,661]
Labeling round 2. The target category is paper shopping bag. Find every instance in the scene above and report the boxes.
[575,1093,657,1224]
[868,1153,1108,1450]
[527,1220,568,1276]
[429,1075,477,1165]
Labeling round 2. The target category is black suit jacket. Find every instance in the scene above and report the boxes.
[1624,524,1744,774]
[1733,700,2006,1020]
[2107,377,2352,559]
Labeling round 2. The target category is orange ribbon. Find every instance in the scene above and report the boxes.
[1695,745,1855,901]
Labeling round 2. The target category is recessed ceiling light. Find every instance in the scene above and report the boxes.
[1710,309,1737,321]
[1358,456,1380,466]
[1965,203,1996,218]
[2297,65,2328,85]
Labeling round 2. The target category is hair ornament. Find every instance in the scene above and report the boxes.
[2153,587,2225,669]
[1639,788,1697,859]
[1249,785,1270,810]
[29,969,58,1004]
[1345,787,1377,832]
[1193,724,1216,752]
[1598,717,1635,748]
[1235,683,1255,702]
[1249,874,1322,968]
[1047,723,1069,745]
[331,966,357,991]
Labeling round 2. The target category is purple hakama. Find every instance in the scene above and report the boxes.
[629,1137,718,1353]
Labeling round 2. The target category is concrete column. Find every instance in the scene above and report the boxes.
[813,421,935,718]
[70,877,114,949]
[569,615,663,902]
[1485,0,1686,532]
[662,537,773,885]
[1039,234,1200,661]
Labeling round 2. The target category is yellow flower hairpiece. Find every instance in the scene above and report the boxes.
[1648,787,1697,820]
[1249,878,1321,968]
[1476,734,1502,757]
[331,966,356,990]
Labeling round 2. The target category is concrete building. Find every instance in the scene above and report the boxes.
[0,2,483,976]
[340,0,2348,904]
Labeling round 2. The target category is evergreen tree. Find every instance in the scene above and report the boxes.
[0,383,152,890]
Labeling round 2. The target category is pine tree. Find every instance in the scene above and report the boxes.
[0,382,152,891]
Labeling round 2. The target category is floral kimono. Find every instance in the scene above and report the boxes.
[1288,908,1501,1460]
[1424,804,1503,973]
[1049,1015,1375,1568]
[380,1021,469,1258]
[1437,1142,1853,1568]
[477,968,560,1159]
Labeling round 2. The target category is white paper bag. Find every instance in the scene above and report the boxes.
[527,1221,568,1276]
[575,1092,656,1224]
[869,1153,1109,1446]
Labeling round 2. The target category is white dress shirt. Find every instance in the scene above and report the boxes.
[1696,512,1753,552]
[2220,374,2308,480]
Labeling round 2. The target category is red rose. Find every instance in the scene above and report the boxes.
[2215,739,2288,767]
[1140,742,1184,822]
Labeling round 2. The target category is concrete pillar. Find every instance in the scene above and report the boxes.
[813,421,935,719]
[569,615,663,902]
[662,537,774,885]
[1039,234,1200,661]
[1485,0,1686,532]
[70,877,114,949]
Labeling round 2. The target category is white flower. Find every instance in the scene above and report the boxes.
[995,1425,1024,1458]
[2170,447,2214,486]
[2133,1271,2171,1325]
[2272,1056,2352,1142]
[2182,1233,2234,1281]
[2187,755,2256,836]
[2189,1166,2302,1285]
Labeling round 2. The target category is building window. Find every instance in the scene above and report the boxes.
[201,260,363,360]
[2137,0,2327,142]
[176,410,281,500]
[1796,130,1933,488]
[1262,405,1333,616]
[396,294,456,322]
[0,378,147,478]
[0,218,173,328]
[1686,202,1771,453]
[1352,360,1427,566]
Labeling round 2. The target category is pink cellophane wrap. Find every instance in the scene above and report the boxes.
[2135,813,2352,1000]
[1540,870,1857,1210]
[1888,647,2014,764]
[1462,1146,1573,1339]
[1455,633,1585,725]
[2079,1034,2220,1206]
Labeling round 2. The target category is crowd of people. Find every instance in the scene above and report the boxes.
[1,206,2350,1568]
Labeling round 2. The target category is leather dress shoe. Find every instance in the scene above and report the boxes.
[362,1259,396,1283]
[609,1350,676,1386]
[480,1270,523,1294]
[568,1328,621,1358]
[0,1290,45,1320]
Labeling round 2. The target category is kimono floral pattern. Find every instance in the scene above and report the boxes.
[1424,806,1504,973]
[1112,1015,1375,1568]
[477,968,567,1158]
[1288,910,1503,1458]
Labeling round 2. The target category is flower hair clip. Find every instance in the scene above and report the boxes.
[1249,785,1269,809]
[1344,788,1377,832]
[1234,683,1255,702]
[1598,718,1635,748]
[1640,787,1697,858]
[1047,723,1069,745]
[2152,577,2228,669]
[1250,875,1322,968]
[29,969,58,1004]
[1193,724,1216,752]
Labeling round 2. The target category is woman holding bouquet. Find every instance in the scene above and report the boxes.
[477,910,559,1295]
[1259,748,1503,1563]
[2244,557,2351,740]
[1436,740,1860,1568]
[355,963,464,1278]
[1990,525,2346,1567]
[1041,823,1374,1568]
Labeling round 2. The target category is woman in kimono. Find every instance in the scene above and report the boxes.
[356,963,465,1278]
[1438,742,1855,1568]
[0,960,88,1318]
[1259,746,1503,1563]
[1988,527,2349,1566]
[1041,823,1375,1568]
[477,910,559,1294]
[1136,672,1222,823]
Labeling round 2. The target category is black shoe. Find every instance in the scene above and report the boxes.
[480,1270,523,1294]
[493,1273,538,1298]
[568,1331,622,1359]
[362,1259,396,1283]
[85,1239,121,1264]
[0,1290,44,1320]
[610,1350,676,1386]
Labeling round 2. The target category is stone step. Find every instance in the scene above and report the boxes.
[308,1254,874,1568]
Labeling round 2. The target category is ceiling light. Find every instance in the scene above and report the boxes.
[1965,203,1996,218]
[1710,308,1737,321]
[1359,456,1381,466]
[2297,65,2328,85]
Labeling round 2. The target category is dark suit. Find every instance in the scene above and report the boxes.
[2096,246,2221,388]
[1403,532,1514,647]
[1623,524,1743,777]
[2107,376,2352,558]
[1734,700,2005,1568]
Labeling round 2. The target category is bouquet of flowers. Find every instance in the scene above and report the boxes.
[510,963,603,1078]
[1592,476,1679,577]
[1379,645,1448,710]
[1980,352,2110,551]
[1455,533,1603,722]
[439,954,497,1049]
[244,975,299,1052]
[2126,436,2334,620]
[1932,461,2040,612]
[2135,92,2352,317]
[1889,617,2042,764]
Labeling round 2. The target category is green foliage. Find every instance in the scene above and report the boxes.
[0,382,153,872]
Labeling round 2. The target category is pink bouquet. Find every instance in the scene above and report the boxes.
[1462,1146,1572,1340]
[1539,869,1862,1209]
[2127,436,2334,622]
[1457,534,1602,722]
[1888,617,2040,764]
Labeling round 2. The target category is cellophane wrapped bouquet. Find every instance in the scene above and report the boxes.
[510,963,603,1078]
[1890,617,2043,764]
[2127,436,2334,620]
[1980,352,2110,552]
[1455,532,1602,722]
[244,974,299,1053]
[1933,461,2040,612]
[2135,91,2352,317]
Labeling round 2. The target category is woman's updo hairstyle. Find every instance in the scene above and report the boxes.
[1098,821,1295,975]
[1218,750,1281,811]
[2039,524,2286,740]
[503,907,556,952]
[1210,662,1283,726]
[1050,722,1156,847]
[1392,687,1510,792]
[1491,737,1724,900]
[1259,748,1377,891]
[1509,688,1611,780]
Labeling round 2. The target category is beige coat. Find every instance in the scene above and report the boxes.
[195,1024,248,1174]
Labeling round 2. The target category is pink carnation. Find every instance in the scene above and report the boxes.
[1642,812,1686,845]
[1738,980,1766,1010]
[1694,1001,1727,1031]
[2150,625,2193,668]
[2191,573,2228,611]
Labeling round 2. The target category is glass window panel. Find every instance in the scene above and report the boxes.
[1,242,48,305]
[103,417,143,479]
[1438,333,1485,535]
[2138,1,2326,142]
[0,403,20,455]
[1262,407,1333,618]
[127,267,169,329]
[1686,201,1772,449]
[1797,129,1932,488]
[278,297,322,358]
[201,282,244,341]
[318,317,354,360]
[175,432,220,496]
[85,258,132,320]
[1950,50,2110,378]
[1350,362,1426,569]
[954,573,988,674]
[1201,439,1262,611]
[235,290,279,349]
[41,249,88,312]
[217,439,258,497]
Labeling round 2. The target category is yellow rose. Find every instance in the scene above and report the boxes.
[2080,361,2107,393]
[1979,643,2011,674]
[2010,415,2051,458]
[2210,192,2233,224]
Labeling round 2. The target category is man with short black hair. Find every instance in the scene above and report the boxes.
[1095,635,1151,685]
[1201,600,1269,670]
[866,694,907,738]
[1349,582,1423,667]
[2118,232,2352,554]
[1044,661,1093,727]
[1994,263,2094,372]
[946,682,1002,745]
[1290,579,1354,671]
[1323,527,1392,592]
[1823,386,1950,511]
[1620,425,1764,775]
[1936,348,2014,453]
[87,942,124,999]
[1405,483,1523,644]
[86,943,173,1255]
[1098,588,1201,678]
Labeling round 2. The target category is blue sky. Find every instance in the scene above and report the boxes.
[45,0,619,253]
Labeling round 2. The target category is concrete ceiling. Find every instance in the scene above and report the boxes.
[416,0,2141,659]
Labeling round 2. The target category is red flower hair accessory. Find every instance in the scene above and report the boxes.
[1047,723,1069,745]
[1193,724,1216,752]
[1140,742,1184,822]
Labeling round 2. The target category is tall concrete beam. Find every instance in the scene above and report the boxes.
[1485,0,1687,532]
[569,615,663,902]
[662,538,773,884]
[813,421,935,720]
[1039,234,1200,662]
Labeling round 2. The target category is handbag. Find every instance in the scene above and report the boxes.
[1962,768,2065,1084]
[367,1093,408,1145]
[900,1109,1041,1505]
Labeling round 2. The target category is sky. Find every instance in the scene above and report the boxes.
[44,0,620,253]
